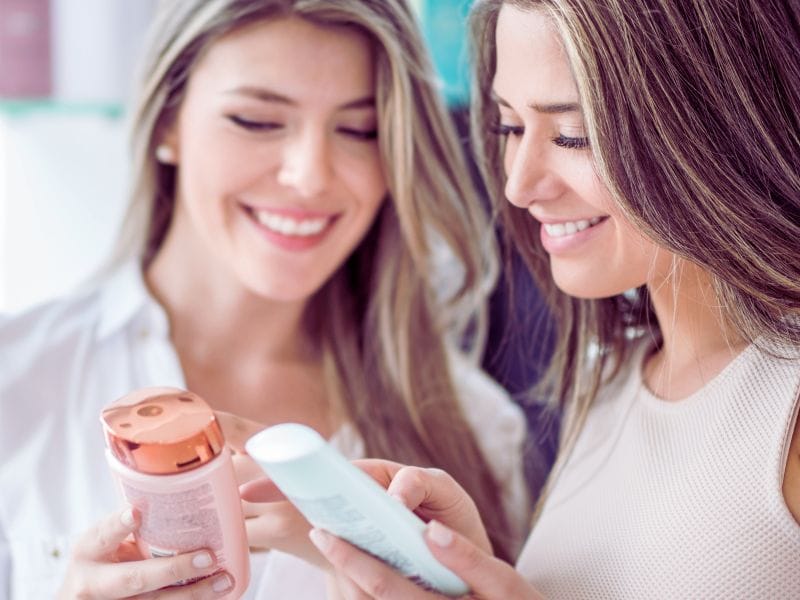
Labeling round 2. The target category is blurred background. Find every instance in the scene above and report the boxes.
[0,0,157,312]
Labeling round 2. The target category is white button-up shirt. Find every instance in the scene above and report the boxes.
[0,263,528,598]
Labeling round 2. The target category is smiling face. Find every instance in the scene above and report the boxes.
[158,16,387,302]
[494,5,668,298]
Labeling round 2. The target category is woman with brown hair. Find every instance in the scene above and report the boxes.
[0,1,530,598]
[306,0,800,597]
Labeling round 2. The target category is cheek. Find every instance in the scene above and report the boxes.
[574,160,612,209]
[183,145,277,219]
[345,153,388,212]
[607,215,663,288]
[177,111,274,192]
[603,195,658,258]
[502,140,515,177]
[627,231,664,275]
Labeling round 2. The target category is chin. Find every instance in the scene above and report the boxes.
[248,282,319,303]
[237,262,333,304]
[552,270,628,300]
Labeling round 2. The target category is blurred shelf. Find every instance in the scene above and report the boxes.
[0,99,124,119]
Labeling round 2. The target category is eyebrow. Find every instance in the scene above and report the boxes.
[491,90,581,114]
[225,85,375,110]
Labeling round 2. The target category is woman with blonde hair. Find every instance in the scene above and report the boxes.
[303,0,800,597]
[0,1,530,597]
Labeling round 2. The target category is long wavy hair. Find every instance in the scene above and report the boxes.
[109,0,517,558]
[470,0,800,516]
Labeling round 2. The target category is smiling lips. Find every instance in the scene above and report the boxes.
[252,208,334,237]
[243,204,338,251]
[543,216,604,238]
[538,214,609,254]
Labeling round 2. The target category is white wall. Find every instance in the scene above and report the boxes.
[0,0,156,313]
[50,0,157,103]
[0,111,129,312]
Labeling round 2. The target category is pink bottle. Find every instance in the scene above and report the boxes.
[101,387,250,598]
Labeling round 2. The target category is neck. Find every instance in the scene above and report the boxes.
[145,241,312,370]
[644,257,747,400]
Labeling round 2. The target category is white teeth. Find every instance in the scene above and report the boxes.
[253,210,330,237]
[544,216,604,238]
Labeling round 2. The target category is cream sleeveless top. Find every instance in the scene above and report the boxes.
[517,341,800,598]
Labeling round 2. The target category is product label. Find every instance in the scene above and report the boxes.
[291,494,416,575]
[122,481,225,559]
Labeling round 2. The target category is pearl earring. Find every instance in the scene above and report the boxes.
[155,144,176,164]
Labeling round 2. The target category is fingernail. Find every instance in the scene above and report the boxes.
[212,573,233,593]
[427,520,453,547]
[120,508,135,527]
[192,551,214,569]
[308,528,332,552]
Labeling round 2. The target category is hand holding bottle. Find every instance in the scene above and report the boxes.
[240,447,493,593]
[57,507,234,599]
[301,464,542,600]
[215,410,330,568]
[313,519,543,600]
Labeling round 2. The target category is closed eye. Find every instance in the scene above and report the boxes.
[490,123,525,138]
[227,115,283,132]
[553,134,589,149]
[338,127,378,141]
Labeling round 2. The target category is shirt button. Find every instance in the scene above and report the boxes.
[43,538,66,562]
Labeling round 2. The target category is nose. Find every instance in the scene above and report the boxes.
[277,128,332,198]
[503,135,562,208]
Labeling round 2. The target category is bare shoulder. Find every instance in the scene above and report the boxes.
[783,396,800,525]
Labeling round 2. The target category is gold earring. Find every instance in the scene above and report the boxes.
[155,144,176,164]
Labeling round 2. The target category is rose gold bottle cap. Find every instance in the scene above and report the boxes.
[101,387,225,475]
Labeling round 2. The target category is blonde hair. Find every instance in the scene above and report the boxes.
[470,0,800,517]
[111,0,516,558]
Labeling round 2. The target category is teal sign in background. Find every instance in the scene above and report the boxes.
[413,0,473,107]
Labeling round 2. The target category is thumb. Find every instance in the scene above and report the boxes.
[424,521,544,600]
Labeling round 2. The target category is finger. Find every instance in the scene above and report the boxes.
[242,499,265,519]
[386,467,463,513]
[114,539,145,562]
[424,521,543,600]
[89,549,223,598]
[351,459,407,489]
[239,478,286,503]
[324,571,362,600]
[231,453,267,486]
[74,508,139,561]
[309,529,441,600]
[244,501,308,544]
[334,574,375,600]
[245,507,326,569]
[386,468,490,553]
[214,410,266,454]
[133,570,235,599]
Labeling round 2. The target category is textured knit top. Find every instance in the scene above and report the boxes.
[517,340,800,599]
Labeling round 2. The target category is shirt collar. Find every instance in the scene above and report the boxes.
[96,262,167,341]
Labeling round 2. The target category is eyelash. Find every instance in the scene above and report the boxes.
[228,115,281,132]
[490,123,590,149]
[338,127,378,141]
[227,116,377,141]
